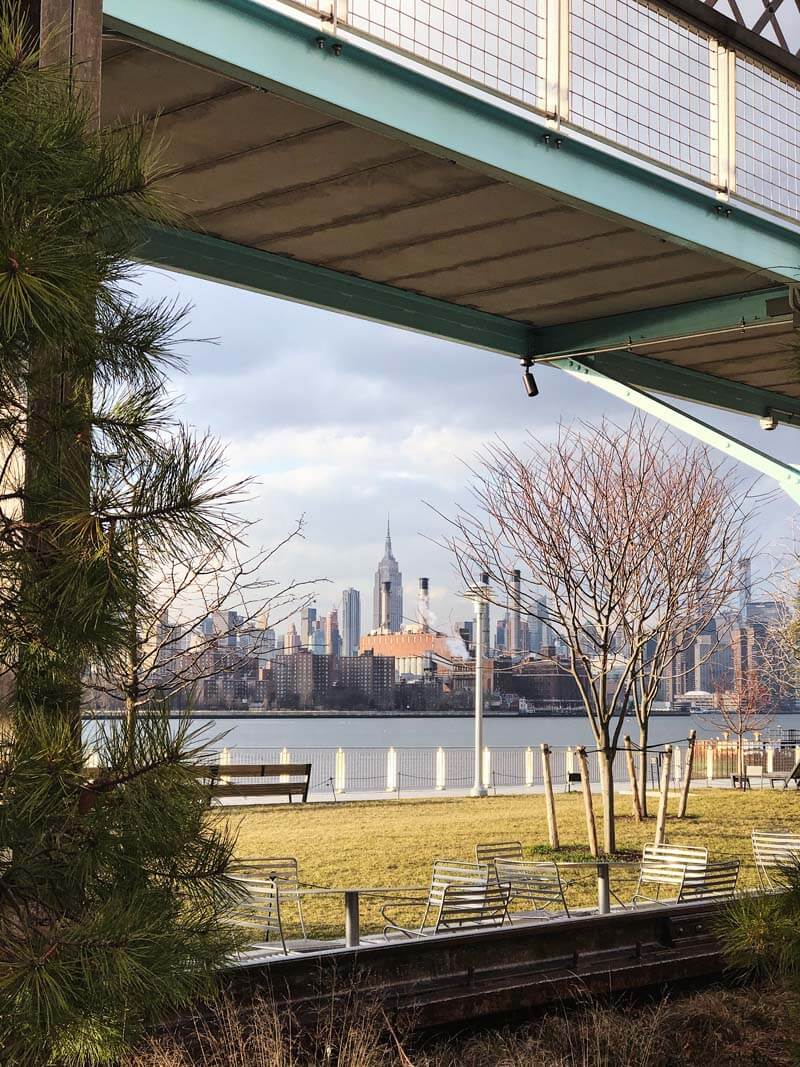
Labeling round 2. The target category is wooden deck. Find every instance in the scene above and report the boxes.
[229,899,728,1027]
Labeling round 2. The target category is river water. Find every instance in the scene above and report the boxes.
[161,711,800,751]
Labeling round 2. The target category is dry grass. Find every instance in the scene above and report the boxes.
[130,982,799,1067]
[222,788,800,938]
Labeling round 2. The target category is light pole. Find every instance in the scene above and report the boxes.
[471,575,489,797]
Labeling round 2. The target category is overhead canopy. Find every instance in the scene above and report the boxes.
[101,0,800,427]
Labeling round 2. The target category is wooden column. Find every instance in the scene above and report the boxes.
[624,735,643,822]
[541,743,559,849]
[576,746,598,858]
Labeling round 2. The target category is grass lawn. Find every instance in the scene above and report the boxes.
[220,788,800,939]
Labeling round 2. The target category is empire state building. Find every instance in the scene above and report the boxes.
[372,519,403,632]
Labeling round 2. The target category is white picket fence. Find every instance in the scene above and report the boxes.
[211,744,692,796]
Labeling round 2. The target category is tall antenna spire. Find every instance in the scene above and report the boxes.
[385,515,392,555]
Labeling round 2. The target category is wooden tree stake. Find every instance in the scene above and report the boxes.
[654,745,673,846]
[624,735,643,822]
[677,730,696,819]
[577,746,598,858]
[541,743,559,849]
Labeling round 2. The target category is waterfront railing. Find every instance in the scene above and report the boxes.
[208,738,797,795]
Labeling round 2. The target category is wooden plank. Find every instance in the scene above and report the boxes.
[212,782,307,798]
[202,763,311,777]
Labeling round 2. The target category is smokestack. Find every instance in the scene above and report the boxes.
[381,580,391,631]
[418,577,430,632]
[509,569,521,655]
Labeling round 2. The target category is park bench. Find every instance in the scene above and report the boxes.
[632,843,708,906]
[752,829,800,889]
[381,859,510,938]
[203,762,312,803]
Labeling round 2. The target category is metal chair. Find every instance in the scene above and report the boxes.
[495,858,570,918]
[231,856,309,936]
[475,841,523,866]
[752,829,800,889]
[632,843,708,905]
[226,875,288,956]
[381,859,497,939]
[678,859,740,902]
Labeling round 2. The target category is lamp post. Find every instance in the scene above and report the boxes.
[471,575,489,797]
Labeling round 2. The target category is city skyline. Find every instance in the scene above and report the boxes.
[137,266,798,634]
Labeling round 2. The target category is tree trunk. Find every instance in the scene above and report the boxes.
[18,0,102,736]
[638,719,649,817]
[598,747,616,854]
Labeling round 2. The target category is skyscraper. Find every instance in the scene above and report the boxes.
[341,588,361,657]
[324,609,341,656]
[372,518,403,631]
[300,606,317,646]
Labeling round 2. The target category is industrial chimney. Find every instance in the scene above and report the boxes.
[418,577,430,632]
[509,569,521,655]
[381,580,392,631]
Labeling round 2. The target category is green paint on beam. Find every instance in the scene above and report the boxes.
[103,0,800,282]
[556,357,800,497]
[558,352,800,429]
[532,288,792,357]
[136,224,533,356]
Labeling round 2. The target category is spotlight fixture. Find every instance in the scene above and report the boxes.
[520,357,539,398]
[760,410,777,431]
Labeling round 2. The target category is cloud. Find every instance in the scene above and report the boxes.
[135,267,798,630]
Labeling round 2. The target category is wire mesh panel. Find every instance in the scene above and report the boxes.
[346,0,546,109]
[569,0,715,182]
[736,55,800,222]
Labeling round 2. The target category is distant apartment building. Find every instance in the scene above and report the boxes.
[270,651,333,706]
[341,587,361,657]
[337,650,395,700]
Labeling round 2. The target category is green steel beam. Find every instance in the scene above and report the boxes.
[555,357,800,502]
[103,0,800,283]
[136,224,533,355]
[532,287,793,358]
[569,349,800,427]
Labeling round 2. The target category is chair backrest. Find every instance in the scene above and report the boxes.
[752,829,800,888]
[475,841,524,866]
[227,876,287,953]
[429,860,489,909]
[679,859,740,902]
[639,843,708,889]
[495,859,567,911]
[231,857,301,891]
[434,880,511,934]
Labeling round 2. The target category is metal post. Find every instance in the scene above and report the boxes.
[471,581,488,797]
[597,861,610,915]
[344,890,360,948]
[525,746,534,787]
[334,747,346,794]
[279,746,290,783]
[386,746,397,793]
[435,746,446,790]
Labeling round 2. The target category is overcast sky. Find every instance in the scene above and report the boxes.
[137,266,797,637]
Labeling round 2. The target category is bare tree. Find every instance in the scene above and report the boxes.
[704,670,773,787]
[440,416,755,853]
[86,518,318,731]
